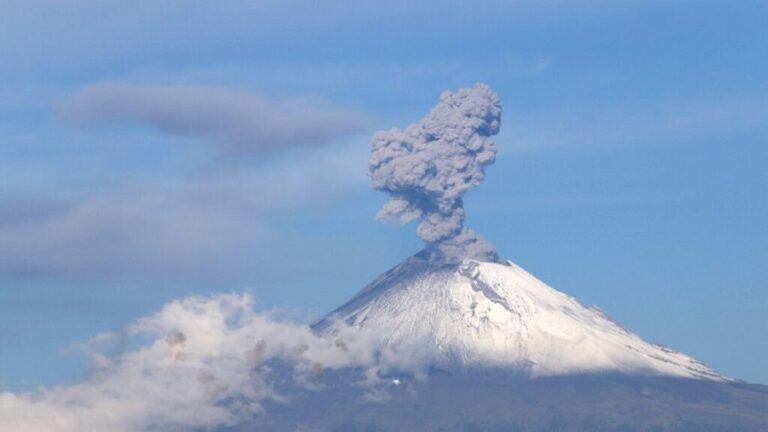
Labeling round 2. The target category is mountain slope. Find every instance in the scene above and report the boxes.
[247,372,768,432]
[315,252,721,380]
[226,253,768,431]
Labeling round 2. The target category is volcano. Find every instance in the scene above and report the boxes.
[242,253,768,432]
[315,253,722,380]
[234,84,767,431]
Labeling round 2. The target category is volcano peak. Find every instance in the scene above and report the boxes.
[315,252,723,381]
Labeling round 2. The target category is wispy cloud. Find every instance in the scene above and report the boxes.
[505,94,768,153]
[58,83,369,156]
[0,196,71,229]
[104,56,551,113]
[2,80,375,282]
[0,143,368,281]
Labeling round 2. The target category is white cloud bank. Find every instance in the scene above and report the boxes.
[0,293,424,432]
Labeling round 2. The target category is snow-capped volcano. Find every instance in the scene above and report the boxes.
[255,83,768,431]
[245,252,768,432]
[315,252,723,381]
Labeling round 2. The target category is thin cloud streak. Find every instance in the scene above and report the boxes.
[0,196,71,229]
[505,94,768,154]
[58,82,369,156]
[0,143,368,281]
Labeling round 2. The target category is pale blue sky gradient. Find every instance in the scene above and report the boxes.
[0,0,766,389]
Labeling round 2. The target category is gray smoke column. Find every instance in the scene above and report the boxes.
[369,83,501,263]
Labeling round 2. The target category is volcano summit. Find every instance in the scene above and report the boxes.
[315,254,722,381]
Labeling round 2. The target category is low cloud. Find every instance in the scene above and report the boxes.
[58,82,369,156]
[0,293,425,432]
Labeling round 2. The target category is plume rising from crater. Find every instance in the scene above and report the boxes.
[368,83,501,263]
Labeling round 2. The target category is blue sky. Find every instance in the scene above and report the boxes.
[0,0,766,391]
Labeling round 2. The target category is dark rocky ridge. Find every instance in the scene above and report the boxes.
[229,368,768,431]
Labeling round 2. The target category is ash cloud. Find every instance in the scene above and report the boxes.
[369,83,501,263]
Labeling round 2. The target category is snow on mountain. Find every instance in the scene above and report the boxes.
[315,252,724,381]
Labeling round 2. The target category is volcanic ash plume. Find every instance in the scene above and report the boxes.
[369,83,501,263]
